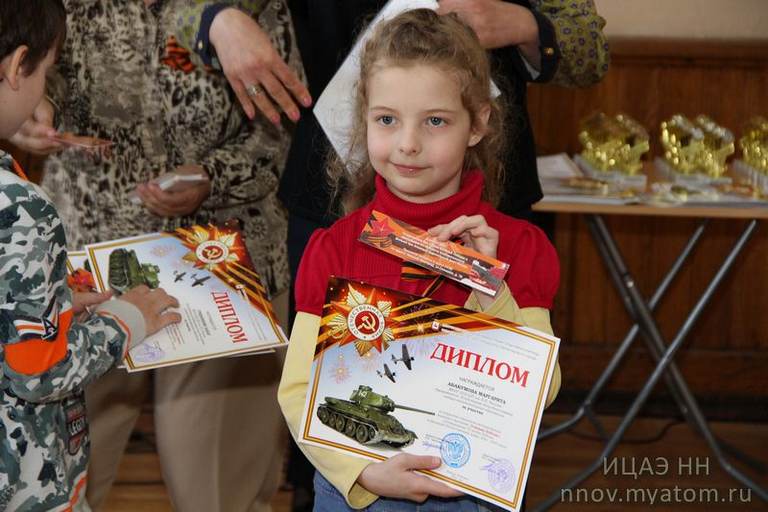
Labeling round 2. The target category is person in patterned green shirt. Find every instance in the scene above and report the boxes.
[1,2,180,510]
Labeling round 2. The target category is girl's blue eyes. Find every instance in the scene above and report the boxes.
[375,116,446,127]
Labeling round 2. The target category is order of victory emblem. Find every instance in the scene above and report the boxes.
[196,240,229,264]
[327,284,394,356]
[348,304,386,342]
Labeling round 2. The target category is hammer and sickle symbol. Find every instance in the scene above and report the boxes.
[359,314,377,332]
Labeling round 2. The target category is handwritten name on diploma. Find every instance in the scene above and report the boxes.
[211,291,248,343]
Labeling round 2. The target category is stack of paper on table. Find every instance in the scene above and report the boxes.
[537,154,641,205]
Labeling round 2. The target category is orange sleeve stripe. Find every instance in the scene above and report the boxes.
[5,309,73,375]
[59,472,88,512]
[14,324,45,332]
[12,159,29,181]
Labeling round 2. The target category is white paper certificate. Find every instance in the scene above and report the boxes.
[299,278,559,511]
[86,224,286,371]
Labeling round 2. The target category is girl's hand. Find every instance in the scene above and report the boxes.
[428,214,499,260]
[136,165,211,218]
[429,215,500,309]
[357,454,464,502]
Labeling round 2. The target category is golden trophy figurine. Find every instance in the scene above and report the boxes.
[659,114,734,179]
[739,116,768,175]
[695,115,735,178]
[578,112,649,175]
[660,114,704,175]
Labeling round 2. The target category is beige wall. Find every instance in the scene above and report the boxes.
[594,0,768,40]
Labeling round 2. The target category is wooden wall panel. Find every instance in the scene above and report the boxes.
[528,38,768,399]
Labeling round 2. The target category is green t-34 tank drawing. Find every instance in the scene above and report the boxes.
[317,385,434,447]
[108,249,160,293]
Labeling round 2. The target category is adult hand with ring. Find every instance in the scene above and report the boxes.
[210,7,312,124]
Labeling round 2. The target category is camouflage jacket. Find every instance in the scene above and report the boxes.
[1,152,144,511]
[43,0,302,296]
[172,0,608,87]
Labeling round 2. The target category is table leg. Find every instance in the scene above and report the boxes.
[590,216,767,475]
[532,218,765,511]
[538,221,707,441]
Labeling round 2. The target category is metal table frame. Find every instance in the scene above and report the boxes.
[529,209,767,511]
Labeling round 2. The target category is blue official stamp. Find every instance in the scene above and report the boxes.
[440,433,471,468]
[481,458,516,493]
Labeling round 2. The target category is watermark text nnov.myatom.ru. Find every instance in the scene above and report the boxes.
[560,457,751,505]
[561,486,752,506]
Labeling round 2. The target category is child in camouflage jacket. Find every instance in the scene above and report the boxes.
[0,2,181,509]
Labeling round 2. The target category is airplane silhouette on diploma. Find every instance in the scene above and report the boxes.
[376,363,397,383]
[191,274,212,287]
[173,271,186,283]
[390,345,415,371]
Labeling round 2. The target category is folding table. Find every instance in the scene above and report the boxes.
[529,194,768,511]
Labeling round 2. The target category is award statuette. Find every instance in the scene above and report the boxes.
[659,114,734,180]
[577,112,650,176]
[740,116,768,174]
[732,116,768,195]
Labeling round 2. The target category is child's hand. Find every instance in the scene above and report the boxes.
[119,285,182,337]
[428,214,499,260]
[136,165,211,218]
[357,454,464,502]
[73,290,113,320]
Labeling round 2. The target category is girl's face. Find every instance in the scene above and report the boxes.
[366,63,485,204]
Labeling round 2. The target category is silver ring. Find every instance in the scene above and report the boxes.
[246,83,263,97]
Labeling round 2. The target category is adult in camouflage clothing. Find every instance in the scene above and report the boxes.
[11,1,303,510]
[1,2,179,510]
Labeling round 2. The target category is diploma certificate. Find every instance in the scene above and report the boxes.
[299,278,559,511]
[85,224,286,371]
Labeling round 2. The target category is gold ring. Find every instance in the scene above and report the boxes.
[247,83,263,97]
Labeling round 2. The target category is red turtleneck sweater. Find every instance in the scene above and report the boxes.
[295,171,560,315]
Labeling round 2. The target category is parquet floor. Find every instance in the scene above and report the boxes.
[103,413,768,511]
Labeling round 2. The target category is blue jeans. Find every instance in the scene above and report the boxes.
[313,472,506,512]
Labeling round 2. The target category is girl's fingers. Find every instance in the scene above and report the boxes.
[394,454,442,471]
[468,224,497,239]
[430,215,488,241]
[415,475,464,498]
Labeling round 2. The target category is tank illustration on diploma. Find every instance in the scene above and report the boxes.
[108,249,160,293]
[317,385,434,448]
